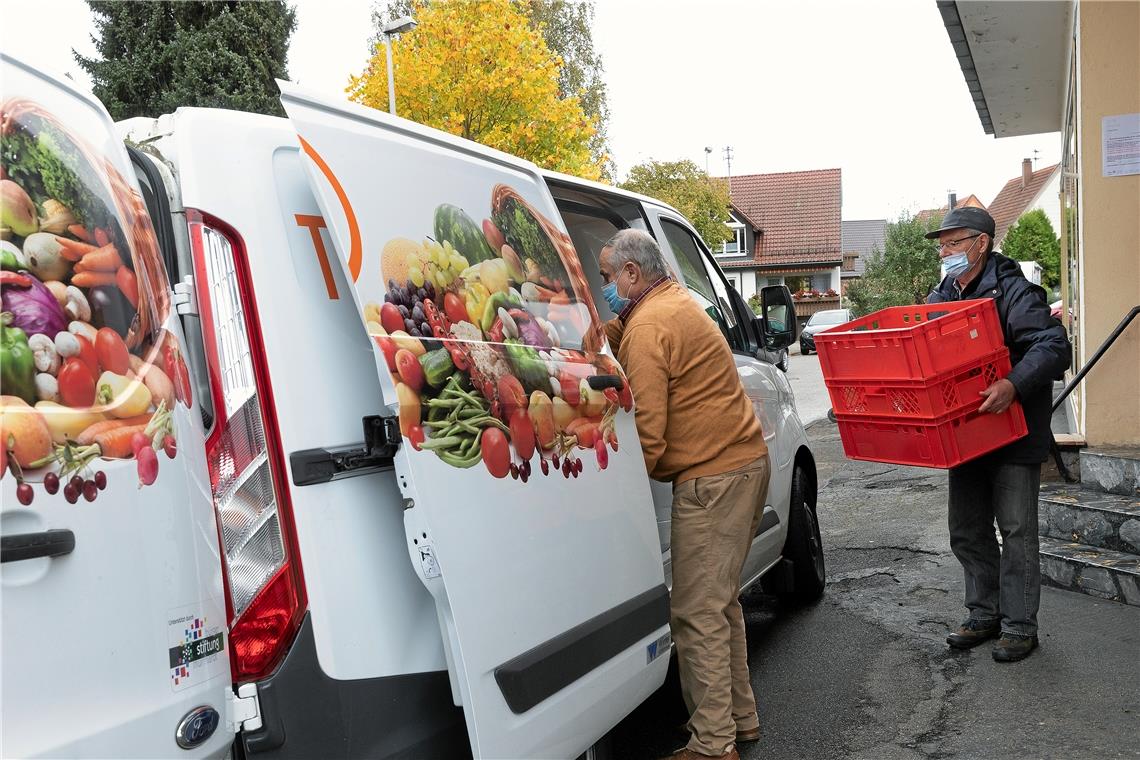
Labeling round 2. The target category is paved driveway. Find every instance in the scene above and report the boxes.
[783,349,832,426]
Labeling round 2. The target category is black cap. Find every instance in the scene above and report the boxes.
[924,206,996,239]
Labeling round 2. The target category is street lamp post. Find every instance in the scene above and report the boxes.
[381,15,417,116]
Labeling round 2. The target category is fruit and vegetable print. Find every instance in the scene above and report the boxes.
[364,185,633,481]
[0,99,191,504]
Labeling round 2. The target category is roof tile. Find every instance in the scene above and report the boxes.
[988,163,1060,245]
[717,168,843,267]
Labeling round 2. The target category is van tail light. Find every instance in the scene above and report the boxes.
[187,209,306,683]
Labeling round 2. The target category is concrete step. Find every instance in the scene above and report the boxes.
[1039,482,1140,553]
[1039,536,1140,606]
[1080,447,1140,496]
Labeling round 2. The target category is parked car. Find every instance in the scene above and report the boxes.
[799,308,854,354]
[0,53,822,760]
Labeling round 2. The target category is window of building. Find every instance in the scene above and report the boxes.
[717,214,746,257]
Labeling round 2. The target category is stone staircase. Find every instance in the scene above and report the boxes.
[1039,448,1140,605]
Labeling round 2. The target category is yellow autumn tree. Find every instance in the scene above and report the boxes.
[347,0,602,180]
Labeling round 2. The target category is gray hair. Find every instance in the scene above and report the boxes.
[960,227,995,254]
[603,229,669,280]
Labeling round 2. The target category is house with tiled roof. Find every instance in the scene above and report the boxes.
[989,159,1061,247]
[840,219,887,289]
[711,168,843,318]
[916,193,985,223]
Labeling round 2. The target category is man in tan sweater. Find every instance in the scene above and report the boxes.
[600,229,769,760]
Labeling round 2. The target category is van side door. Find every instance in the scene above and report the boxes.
[278,82,669,759]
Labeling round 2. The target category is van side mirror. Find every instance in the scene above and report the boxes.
[756,285,796,349]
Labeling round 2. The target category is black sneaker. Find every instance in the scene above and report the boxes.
[946,619,1001,649]
[992,633,1038,662]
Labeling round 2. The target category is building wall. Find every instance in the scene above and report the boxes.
[1035,170,1063,238]
[742,270,757,299]
[1078,0,1140,446]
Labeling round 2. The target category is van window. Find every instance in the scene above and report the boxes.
[559,208,626,319]
[658,219,743,350]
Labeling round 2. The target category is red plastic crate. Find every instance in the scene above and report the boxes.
[835,403,1028,469]
[816,299,1005,382]
[826,348,1013,419]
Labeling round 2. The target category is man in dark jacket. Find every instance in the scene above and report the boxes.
[926,206,1070,662]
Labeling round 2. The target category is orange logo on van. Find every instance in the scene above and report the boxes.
[298,136,362,283]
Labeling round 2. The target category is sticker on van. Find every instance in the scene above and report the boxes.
[0,99,189,502]
[167,604,227,691]
[363,183,635,481]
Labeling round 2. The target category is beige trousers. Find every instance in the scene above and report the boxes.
[671,454,770,756]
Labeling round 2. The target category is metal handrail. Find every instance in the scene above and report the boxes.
[1050,305,1140,482]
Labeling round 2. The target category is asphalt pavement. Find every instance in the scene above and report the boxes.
[607,358,1140,760]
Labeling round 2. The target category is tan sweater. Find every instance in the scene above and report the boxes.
[606,281,767,484]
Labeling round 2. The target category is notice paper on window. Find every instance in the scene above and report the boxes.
[1102,113,1140,177]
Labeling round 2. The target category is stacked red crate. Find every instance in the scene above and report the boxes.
[815,299,1028,468]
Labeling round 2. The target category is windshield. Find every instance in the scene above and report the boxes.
[808,310,849,326]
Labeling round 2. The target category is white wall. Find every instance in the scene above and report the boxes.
[1034,169,1063,237]
[742,270,757,298]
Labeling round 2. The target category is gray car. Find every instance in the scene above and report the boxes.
[799,308,853,354]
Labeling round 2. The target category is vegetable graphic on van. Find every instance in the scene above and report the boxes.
[0,100,185,502]
[364,185,627,480]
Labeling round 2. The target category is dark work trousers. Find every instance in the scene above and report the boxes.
[947,459,1042,636]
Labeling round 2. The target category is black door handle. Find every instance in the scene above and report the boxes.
[1,529,76,563]
[586,374,624,391]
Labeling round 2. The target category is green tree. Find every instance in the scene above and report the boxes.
[368,0,612,178]
[75,1,297,120]
[845,212,942,316]
[528,0,612,180]
[620,160,732,248]
[1001,208,1061,289]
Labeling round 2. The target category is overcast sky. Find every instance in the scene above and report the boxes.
[2,0,1060,221]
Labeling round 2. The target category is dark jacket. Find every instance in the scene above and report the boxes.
[928,252,1070,464]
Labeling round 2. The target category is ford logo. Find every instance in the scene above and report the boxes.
[175,705,220,749]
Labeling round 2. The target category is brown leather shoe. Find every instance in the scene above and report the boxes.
[736,726,761,743]
[946,618,1000,649]
[992,633,1038,662]
[661,747,740,760]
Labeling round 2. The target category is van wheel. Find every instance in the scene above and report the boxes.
[783,466,825,602]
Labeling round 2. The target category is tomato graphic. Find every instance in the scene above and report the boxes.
[58,358,97,407]
[509,410,535,462]
[95,328,131,375]
[162,341,193,409]
[480,428,511,479]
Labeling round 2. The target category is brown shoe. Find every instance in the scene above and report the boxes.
[661,747,740,760]
[992,633,1038,662]
[736,726,761,743]
[946,618,1000,649]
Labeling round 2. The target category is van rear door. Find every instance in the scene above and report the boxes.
[1,54,229,757]
[278,82,668,759]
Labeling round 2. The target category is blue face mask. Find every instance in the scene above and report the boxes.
[940,252,970,280]
[602,281,630,314]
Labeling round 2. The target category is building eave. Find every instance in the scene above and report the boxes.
[937,1,1073,138]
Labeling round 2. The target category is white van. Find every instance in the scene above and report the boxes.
[0,54,822,759]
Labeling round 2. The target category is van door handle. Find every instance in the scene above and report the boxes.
[586,374,624,391]
[1,529,76,563]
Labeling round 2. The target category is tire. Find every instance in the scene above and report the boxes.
[777,350,789,373]
[782,466,825,602]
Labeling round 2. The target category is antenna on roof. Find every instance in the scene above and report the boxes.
[704,146,713,175]
[1032,149,1040,167]
[723,146,734,186]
